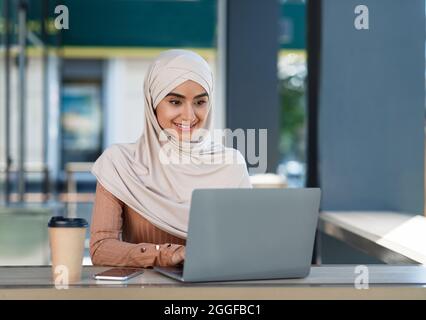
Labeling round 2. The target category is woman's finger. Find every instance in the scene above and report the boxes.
[171,246,185,265]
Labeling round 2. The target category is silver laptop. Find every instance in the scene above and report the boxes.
[154,188,321,282]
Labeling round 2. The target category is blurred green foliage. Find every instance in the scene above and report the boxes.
[279,63,307,162]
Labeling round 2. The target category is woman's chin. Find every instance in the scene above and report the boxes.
[178,134,193,142]
[164,126,205,143]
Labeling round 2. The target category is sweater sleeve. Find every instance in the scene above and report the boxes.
[89,182,184,268]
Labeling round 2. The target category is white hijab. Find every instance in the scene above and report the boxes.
[91,49,251,239]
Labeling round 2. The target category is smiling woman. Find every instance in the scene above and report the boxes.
[155,80,210,141]
[89,49,252,268]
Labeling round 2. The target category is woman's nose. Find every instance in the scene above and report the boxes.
[181,102,195,121]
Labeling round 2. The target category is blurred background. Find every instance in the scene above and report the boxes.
[0,0,425,267]
[0,0,307,195]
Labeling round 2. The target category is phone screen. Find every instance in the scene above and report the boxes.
[94,268,144,280]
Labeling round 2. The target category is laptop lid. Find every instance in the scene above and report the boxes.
[183,188,321,282]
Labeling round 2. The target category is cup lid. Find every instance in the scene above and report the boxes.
[48,216,88,228]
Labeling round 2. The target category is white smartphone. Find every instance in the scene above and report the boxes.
[93,267,144,281]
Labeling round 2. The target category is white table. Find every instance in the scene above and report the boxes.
[319,211,426,264]
[1,265,426,299]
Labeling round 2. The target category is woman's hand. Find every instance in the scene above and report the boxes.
[170,245,185,265]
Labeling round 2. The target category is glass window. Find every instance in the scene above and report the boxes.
[277,0,307,187]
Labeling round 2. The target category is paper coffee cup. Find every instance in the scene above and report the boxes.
[48,216,88,284]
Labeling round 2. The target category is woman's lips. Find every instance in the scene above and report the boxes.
[173,122,197,132]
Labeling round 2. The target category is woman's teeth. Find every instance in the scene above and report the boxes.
[174,122,195,131]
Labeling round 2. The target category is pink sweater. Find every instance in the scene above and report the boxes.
[90,182,186,268]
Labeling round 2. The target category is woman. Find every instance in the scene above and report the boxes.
[90,49,251,268]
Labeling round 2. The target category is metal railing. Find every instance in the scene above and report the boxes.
[0,162,50,202]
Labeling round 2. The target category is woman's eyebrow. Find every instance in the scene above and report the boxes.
[194,92,209,99]
[166,92,209,99]
[166,92,185,99]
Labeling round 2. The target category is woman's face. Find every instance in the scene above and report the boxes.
[155,80,209,141]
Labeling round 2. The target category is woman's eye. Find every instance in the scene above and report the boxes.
[170,100,182,106]
[196,100,207,106]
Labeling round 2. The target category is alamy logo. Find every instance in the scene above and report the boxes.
[54,265,69,290]
[354,5,369,30]
[54,5,69,30]
[157,128,268,174]
[354,265,369,289]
